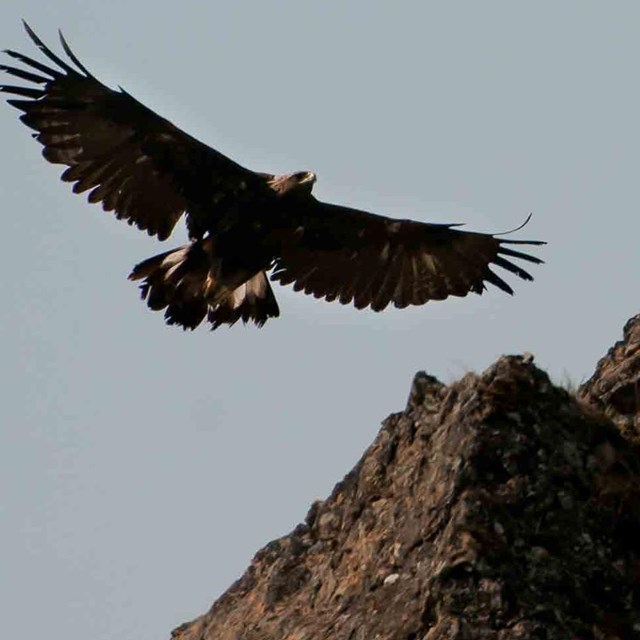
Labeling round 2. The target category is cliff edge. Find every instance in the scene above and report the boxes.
[172,316,640,640]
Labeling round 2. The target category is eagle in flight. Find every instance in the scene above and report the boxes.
[1,23,544,330]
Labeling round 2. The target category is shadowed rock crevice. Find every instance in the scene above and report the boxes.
[172,316,640,640]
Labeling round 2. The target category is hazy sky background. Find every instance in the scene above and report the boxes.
[1,2,638,639]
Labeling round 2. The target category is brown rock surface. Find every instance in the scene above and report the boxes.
[172,318,640,640]
[580,314,640,443]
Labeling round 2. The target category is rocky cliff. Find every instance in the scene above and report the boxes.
[171,316,640,640]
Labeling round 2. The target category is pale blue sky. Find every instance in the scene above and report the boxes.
[1,3,638,639]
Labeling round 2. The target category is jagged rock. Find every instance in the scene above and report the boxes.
[580,314,640,443]
[172,320,640,640]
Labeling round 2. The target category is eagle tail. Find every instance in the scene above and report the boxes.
[206,271,280,330]
[128,241,279,330]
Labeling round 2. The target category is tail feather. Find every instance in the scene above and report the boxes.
[128,240,279,330]
[207,271,280,329]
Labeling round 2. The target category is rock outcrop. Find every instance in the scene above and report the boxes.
[172,317,640,640]
[580,314,640,444]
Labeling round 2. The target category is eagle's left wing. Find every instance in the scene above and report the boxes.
[271,200,544,311]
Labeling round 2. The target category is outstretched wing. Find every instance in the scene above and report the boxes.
[0,22,267,240]
[271,201,544,311]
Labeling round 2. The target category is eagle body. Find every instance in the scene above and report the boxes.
[1,23,545,331]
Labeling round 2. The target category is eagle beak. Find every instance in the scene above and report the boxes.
[304,172,317,185]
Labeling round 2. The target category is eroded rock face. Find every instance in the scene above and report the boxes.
[172,321,640,640]
[581,314,640,443]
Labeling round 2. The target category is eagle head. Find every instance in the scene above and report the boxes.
[269,171,317,197]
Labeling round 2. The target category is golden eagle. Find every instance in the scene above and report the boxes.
[1,23,544,330]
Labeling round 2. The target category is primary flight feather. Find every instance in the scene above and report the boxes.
[1,23,545,330]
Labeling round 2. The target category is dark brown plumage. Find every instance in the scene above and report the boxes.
[1,23,545,330]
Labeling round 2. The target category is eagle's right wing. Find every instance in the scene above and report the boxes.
[1,22,267,240]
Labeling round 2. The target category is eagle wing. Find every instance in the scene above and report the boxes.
[271,200,544,311]
[0,22,267,240]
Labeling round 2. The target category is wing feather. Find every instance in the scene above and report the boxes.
[491,256,534,281]
[371,253,404,311]
[3,48,61,78]
[497,245,544,264]
[0,63,52,84]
